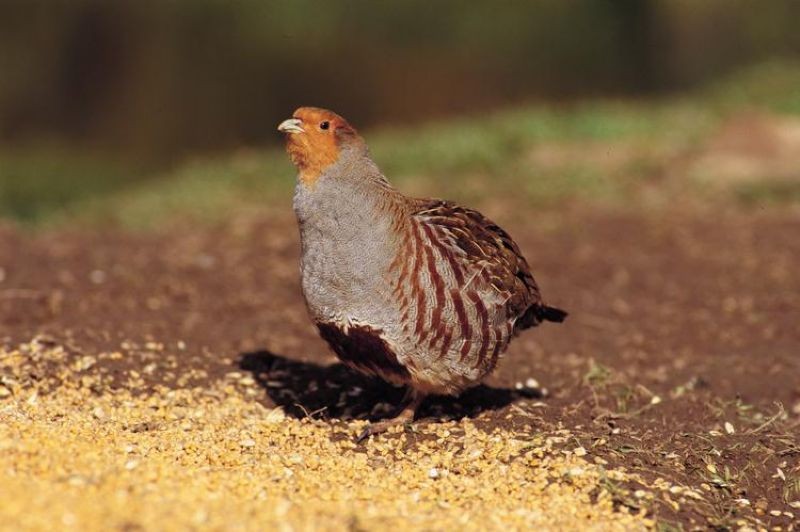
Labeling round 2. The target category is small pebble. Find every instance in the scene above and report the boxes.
[67,475,87,487]
[77,356,97,371]
[264,408,286,423]
[89,270,107,284]
[724,422,735,434]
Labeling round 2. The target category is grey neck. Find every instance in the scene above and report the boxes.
[292,146,392,230]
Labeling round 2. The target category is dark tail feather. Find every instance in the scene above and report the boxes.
[539,305,568,323]
[517,304,568,331]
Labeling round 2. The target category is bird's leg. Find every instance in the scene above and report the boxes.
[356,388,425,442]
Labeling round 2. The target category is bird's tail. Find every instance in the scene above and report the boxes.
[539,305,568,323]
[516,304,568,331]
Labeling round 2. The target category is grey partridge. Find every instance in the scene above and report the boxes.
[278,107,567,439]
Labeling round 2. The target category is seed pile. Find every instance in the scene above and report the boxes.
[0,340,654,530]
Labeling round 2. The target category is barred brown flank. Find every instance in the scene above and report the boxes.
[490,327,504,367]
[459,339,472,360]
[450,289,471,342]
[427,325,447,351]
[408,224,423,299]
[467,290,490,368]
[411,224,429,340]
[439,327,453,358]
[424,223,465,286]
[423,227,445,345]
[402,225,420,334]
[415,287,427,341]
[428,313,447,350]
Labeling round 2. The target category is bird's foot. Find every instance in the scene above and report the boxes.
[355,388,425,443]
[356,418,412,443]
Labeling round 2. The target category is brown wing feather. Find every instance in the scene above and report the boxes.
[411,199,548,332]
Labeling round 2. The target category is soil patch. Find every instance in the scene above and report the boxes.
[1,207,798,529]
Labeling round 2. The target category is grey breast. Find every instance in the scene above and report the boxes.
[292,164,398,329]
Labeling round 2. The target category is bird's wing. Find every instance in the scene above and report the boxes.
[412,199,542,316]
[406,199,545,371]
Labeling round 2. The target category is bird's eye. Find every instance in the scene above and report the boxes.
[320,121,330,130]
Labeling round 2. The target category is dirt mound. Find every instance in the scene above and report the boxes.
[688,112,800,186]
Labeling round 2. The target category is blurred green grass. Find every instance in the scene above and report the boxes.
[3,61,800,229]
[0,147,141,224]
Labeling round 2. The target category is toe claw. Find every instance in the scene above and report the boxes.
[356,426,373,443]
[354,390,425,443]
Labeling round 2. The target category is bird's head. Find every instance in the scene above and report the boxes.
[277,107,363,186]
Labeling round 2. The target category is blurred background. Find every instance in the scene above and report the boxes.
[1,0,800,225]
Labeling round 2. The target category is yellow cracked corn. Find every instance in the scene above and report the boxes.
[0,342,654,531]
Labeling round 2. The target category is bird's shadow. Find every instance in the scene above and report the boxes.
[238,350,542,422]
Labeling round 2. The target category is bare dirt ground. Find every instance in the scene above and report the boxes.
[1,206,799,530]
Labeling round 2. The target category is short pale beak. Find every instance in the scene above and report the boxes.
[277,118,304,134]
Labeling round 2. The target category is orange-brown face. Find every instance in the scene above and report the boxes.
[277,107,359,186]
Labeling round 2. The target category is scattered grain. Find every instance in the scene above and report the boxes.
[0,340,655,531]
